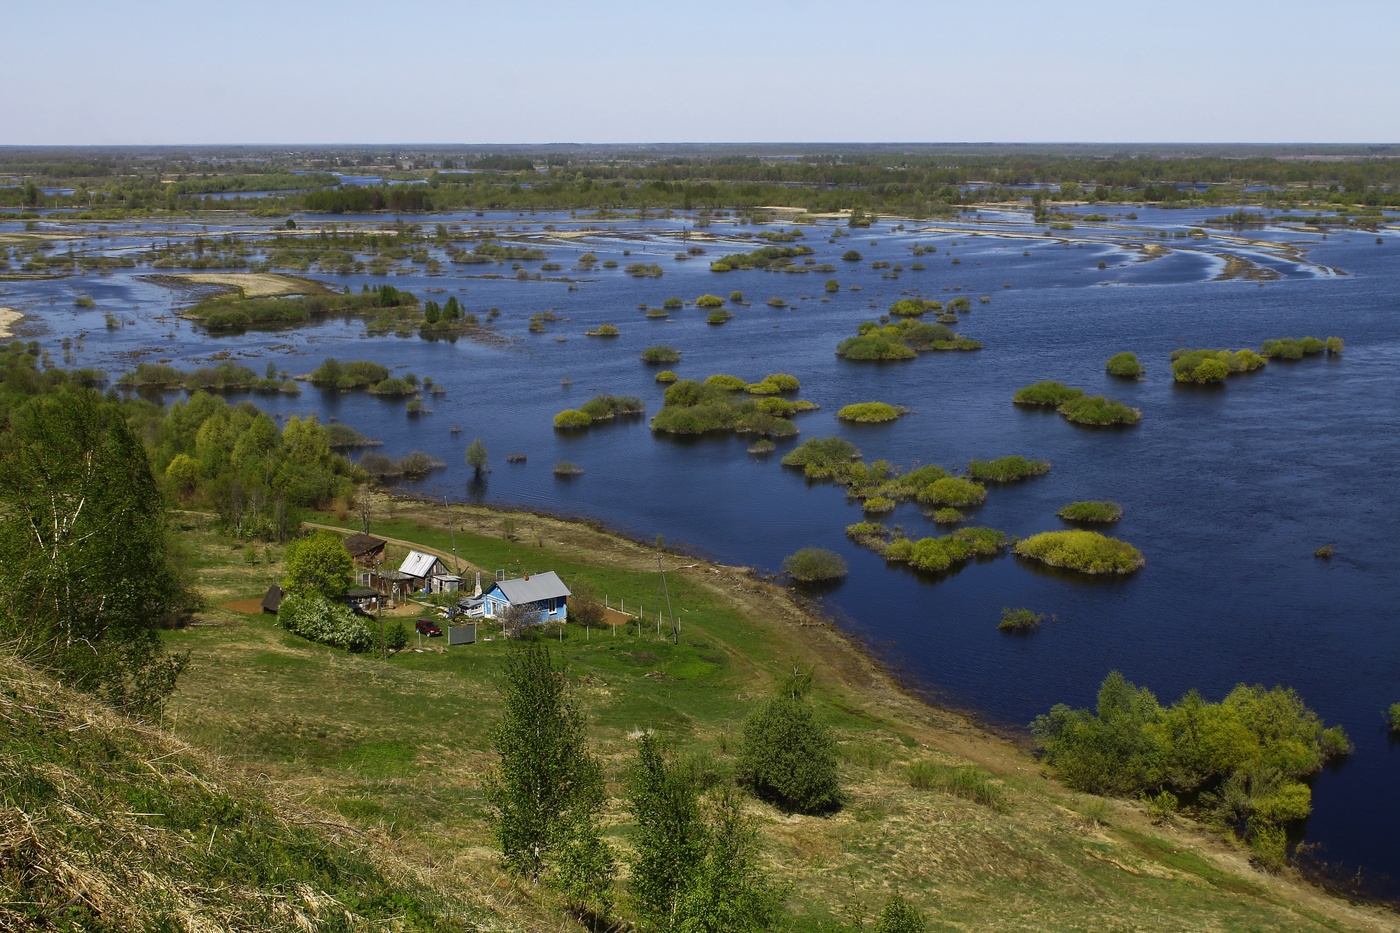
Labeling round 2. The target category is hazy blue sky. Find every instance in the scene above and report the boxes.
[3,0,1396,145]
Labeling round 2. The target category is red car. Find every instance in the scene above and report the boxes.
[415,618,442,637]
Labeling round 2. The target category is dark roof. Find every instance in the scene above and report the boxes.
[345,533,387,558]
[261,584,283,614]
[345,587,379,599]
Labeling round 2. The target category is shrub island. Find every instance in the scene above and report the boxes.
[1057,395,1141,426]
[654,369,678,384]
[649,376,817,438]
[879,526,1012,574]
[836,401,909,423]
[1170,348,1266,384]
[640,344,681,364]
[999,608,1045,632]
[1013,381,1084,406]
[1013,529,1144,574]
[553,394,645,429]
[584,323,619,337]
[1056,500,1124,523]
[1105,351,1144,379]
[836,319,981,361]
[887,298,942,318]
[708,244,814,272]
[782,547,848,583]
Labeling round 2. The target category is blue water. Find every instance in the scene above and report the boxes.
[5,206,1399,894]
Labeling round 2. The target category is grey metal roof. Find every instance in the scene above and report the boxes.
[490,571,571,604]
[400,550,443,579]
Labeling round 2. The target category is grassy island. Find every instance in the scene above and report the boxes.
[1013,381,1084,406]
[1014,529,1144,574]
[1057,500,1124,523]
[918,476,987,508]
[966,455,1050,482]
[708,244,814,272]
[837,401,907,423]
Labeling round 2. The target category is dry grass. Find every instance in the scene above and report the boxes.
[157,272,330,298]
[154,501,1400,933]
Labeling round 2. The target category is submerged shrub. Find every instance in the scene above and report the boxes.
[695,293,725,308]
[999,607,1045,632]
[965,455,1050,482]
[781,436,861,475]
[1014,530,1143,574]
[1013,381,1084,406]
[932,507,964,524]
[782,547,848,583]
[584,323,619,336]
[918,477,986,507]
[640,345,681,363]
[837,402,906,423]
[1106,352,1144,379]
[654,369,678,383]
[553,409,592,429]
[1057,395,1140,426]
[1057,501,1123,523]
[862,496,896,515]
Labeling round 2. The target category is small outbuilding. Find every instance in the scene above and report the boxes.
[482,571,571,624]
[344,533,387,568]
[261,583,284,614]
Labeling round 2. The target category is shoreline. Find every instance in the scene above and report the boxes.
[347,494,1400,924]
[0,307,21,339]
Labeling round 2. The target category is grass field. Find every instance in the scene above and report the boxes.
[162,502,1399,932]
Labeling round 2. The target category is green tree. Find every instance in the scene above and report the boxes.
[738,673,842,814]
[629,734,784,931]
[487,642,613,904]
[875,895,927,933]
[282,530,352,599]
[0,390,188,716]
[466,437,489,479]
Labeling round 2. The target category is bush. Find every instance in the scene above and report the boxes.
[965,455,1050,482]
[1105,352,1143,378]
[695,293,724,308]
[1057,501,1123,523]
[662,296,684,310]
[640,345,681,363]
[584,323,619,336]
[841,250,862,261]
[746,372,800,395]
[1013,381,1084,406]
[1057,395,1140,426]
[932,507,964,524]
[1325,336,1344,354]
[999,607,1044,631]
[782,548,848,583]
[706,309,733,324]
[824,279,840,292]
[837,401,905,423]
[781,436,861,475]
[918,477,986,507]
[553,409,592,429]
[874,895,928,933]
[1014,530,1144,574]
[655,369,678,383]
[862,496,895,515]
[1388,703,1400,733]
[739,694,842,813]
[553,461,583,477]
[704,373,749,392]
[278,593,373,652]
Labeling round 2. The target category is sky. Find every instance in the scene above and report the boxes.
[3,0,1397,146]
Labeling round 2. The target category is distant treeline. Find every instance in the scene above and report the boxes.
[7,148,1400,213]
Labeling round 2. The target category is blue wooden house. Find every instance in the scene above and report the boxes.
[482,571,571,624]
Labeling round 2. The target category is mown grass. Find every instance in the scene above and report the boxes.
[153,509,1385,932]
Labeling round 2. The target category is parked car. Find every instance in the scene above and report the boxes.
[415,618,442,637]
